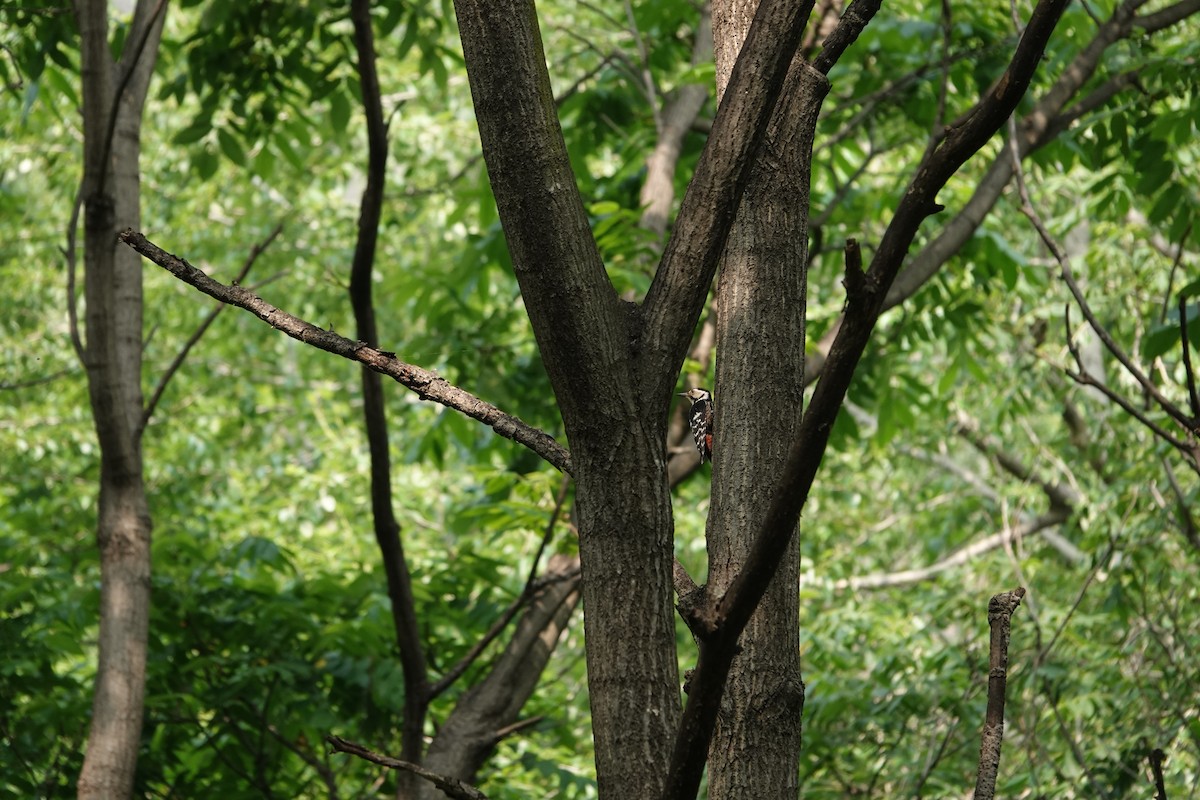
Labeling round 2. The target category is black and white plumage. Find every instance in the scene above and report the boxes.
[678,388,714,462]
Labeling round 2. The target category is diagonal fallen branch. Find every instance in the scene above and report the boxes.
[120,229,572,474]
[326,735,489,800]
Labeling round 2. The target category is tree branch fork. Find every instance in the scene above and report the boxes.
[120,0,1079,793]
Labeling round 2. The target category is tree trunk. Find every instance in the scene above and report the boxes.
[455,0,823,795]
[75,2,165,797]
[453,4,684,795]
[705,3,827,796]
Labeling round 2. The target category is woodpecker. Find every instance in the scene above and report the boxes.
[678,387,714,462]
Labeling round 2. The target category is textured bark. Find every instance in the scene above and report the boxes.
[74,1,165,798]
[706,2,827,794]
[639,0,821,407]
[973,588,1025,800]
[453,4,681,797]
[665,2,1066,796]
[453,0,818,795]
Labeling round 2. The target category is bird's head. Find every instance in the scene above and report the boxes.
[678,388,711,403]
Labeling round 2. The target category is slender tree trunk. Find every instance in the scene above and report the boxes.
[75,2,165,797]
[705,3,827,796]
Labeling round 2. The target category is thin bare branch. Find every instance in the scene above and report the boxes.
[622,0,662,130]
[1008,126,1195,433]
[266,725,339,800]
[1136,0,1200,33]
[1150,748,1168,800]
[491,716,544,743]
[1061,308,1191,453]
[836,510,1068,591]
[347,1,432,788]
[326,736,488,800]
[1163,458,1200,549]
[957,416,1079,511]
[1179,295,1200,419]
[0,368,74,391]
[429,477,572,699]
[120,230,573,474]
[141,222,284,431]
[811,0,880,74]
[916,0,954,169]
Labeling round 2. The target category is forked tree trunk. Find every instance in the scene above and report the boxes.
[454,0,817,795]
[74,2,165,797]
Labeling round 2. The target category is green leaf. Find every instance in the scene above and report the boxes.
[193,144,219,179]
[216,128,246,166]
[329,88,351,133]
[174,118,212,145]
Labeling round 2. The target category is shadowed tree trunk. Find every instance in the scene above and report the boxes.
[73,1,166,798]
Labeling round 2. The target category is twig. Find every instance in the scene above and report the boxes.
[325,736,488,800]
[0,368,74,391]
[141,221,285,430]
[916,0,955,170]
[1,42,23,93]
[119,230,573,474]
[800,0,837,59]
[835,510,1068,590]
[524,474,572,593]
[1149,748,1168,799]
[973,587,1025,800]
[1178,295,1200,419]
[957,416,1078,511]
[1162,458,1200,549]
[490,715,544,744]
[1064,307,1194,455]
[622,0,661,130]
[1007,123,1193,433]
[429,477,573,699]
[265,725,339,800]
[812,0,881,75]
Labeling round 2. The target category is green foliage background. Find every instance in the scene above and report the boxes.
[1,0,1198,797]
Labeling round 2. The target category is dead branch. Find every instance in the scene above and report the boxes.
[141,221,284,431]
[119,229,572,474]
[973,587,1025,800]
[326,736,488,800]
